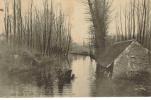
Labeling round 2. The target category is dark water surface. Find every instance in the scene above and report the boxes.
[0,55,151,97]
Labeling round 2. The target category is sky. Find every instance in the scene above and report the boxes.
[0,0,128,44]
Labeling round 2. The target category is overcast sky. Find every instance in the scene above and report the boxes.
[0,0,128,44]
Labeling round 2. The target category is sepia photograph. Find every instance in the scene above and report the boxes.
[0,0,151,98]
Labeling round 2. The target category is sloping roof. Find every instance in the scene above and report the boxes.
[99,40,136,67]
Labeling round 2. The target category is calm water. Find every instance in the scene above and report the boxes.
[0,55,151,97]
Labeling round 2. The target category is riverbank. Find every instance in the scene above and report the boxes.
[71,42,95,59]
[70,51,95,60]
[0,41,97,97]
[0,41,73,90]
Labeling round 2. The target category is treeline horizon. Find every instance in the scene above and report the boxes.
[115,0,151,51]
[4,0,71,56]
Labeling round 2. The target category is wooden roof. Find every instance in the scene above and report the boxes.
[99,40,137,67]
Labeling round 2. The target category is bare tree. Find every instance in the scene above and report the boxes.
[4,0,9,42]
[4,0,72,57]
[86,0,111,60]
[116,0,151,49]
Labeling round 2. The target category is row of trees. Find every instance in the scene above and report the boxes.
[115,0,151,51]
[4,0,71,56]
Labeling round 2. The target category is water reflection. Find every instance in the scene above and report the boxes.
[71,56,96,96]
[0,55,151,97]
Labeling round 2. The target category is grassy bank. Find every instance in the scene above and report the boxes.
[0,41,73,87]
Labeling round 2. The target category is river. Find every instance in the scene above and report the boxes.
[0,55,151,97]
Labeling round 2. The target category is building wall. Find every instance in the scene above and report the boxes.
[112,41,150,79]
